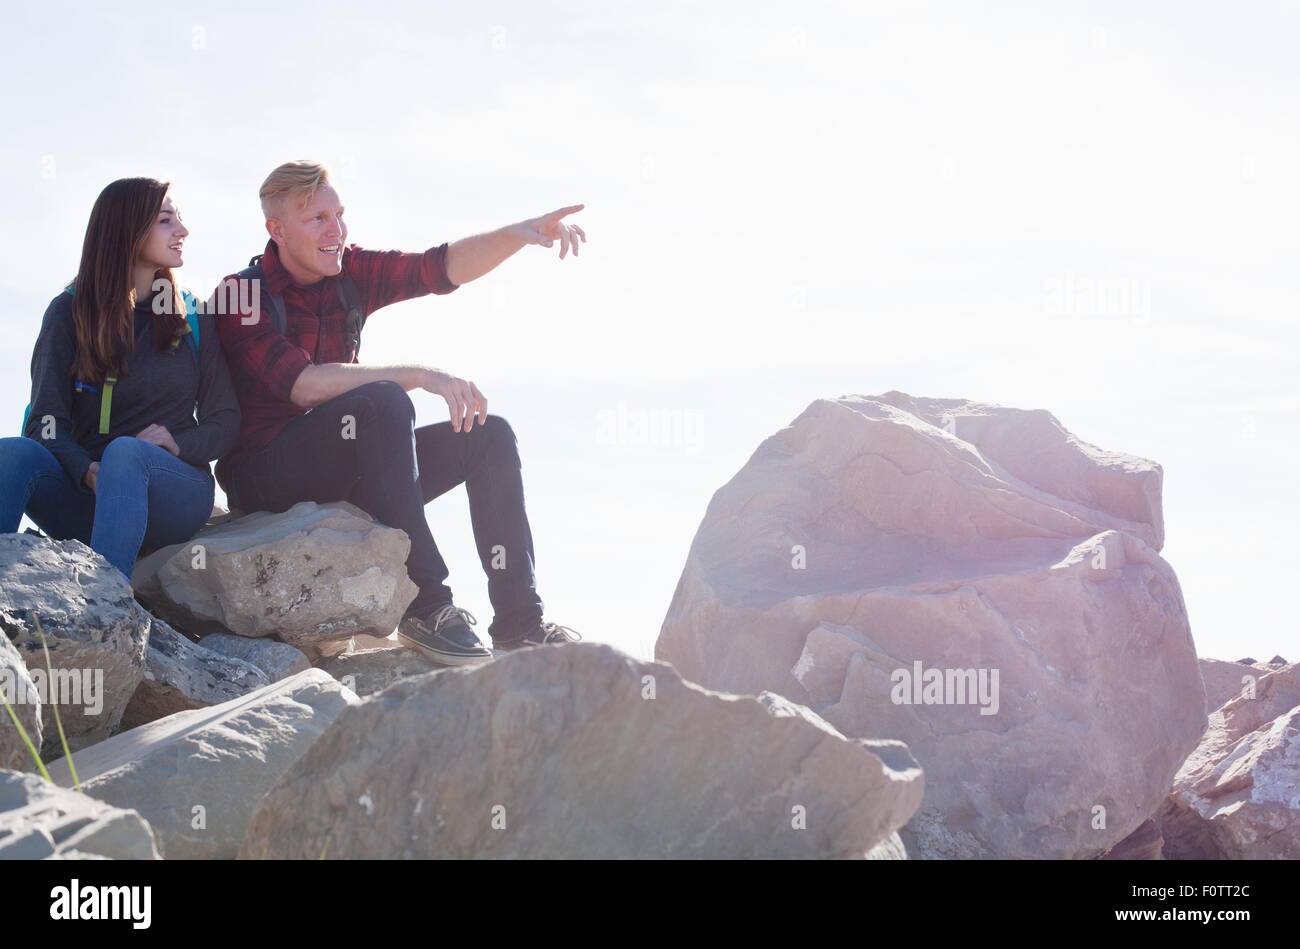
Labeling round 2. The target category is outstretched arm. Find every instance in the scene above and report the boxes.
[445,204,587,285]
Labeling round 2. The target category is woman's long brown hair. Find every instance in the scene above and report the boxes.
[69,178,187,384]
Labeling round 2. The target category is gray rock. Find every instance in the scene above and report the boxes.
[119,617,271,730]
[241,643,923,859]
[316,645,438,697]
[0,535,149,753]
[1,633,42,771]
[197,633,311,682]
[132,501,418,657]
[0,768,159,859]
[46,669,356,859]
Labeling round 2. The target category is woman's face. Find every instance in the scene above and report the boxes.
[136,193,189,271]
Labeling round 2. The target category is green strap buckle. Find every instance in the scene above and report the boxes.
[98,375,117,435]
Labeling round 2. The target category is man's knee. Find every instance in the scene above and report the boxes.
[353,380,415,423]
[476,415,520,464]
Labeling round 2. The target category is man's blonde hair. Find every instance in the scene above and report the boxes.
[259,160,331,218]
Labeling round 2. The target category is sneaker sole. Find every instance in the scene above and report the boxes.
[397,631,494,667]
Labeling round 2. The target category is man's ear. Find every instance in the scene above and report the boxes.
[265,217,285,248]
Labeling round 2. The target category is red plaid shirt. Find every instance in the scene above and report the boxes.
[212,239,458,489]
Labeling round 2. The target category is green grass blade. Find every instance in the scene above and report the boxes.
[33,614,79,791]
[0,693,52,782]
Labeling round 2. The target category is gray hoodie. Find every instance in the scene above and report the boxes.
[24,290,241,490]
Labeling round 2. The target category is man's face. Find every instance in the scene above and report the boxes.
[268,183,347,283]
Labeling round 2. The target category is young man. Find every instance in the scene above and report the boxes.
[212,160,585,665]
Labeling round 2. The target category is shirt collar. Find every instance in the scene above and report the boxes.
[259,240,296,297]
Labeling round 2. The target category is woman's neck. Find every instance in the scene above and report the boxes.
[132,264,159,303]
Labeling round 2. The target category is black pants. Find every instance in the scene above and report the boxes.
[227,381,542,641]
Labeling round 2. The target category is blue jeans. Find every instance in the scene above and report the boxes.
[0,436,215,579]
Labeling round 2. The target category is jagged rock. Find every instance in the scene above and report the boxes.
[1199,657,1268,714]
[0,535,149,753]
[242,643,923,859]
[132,501,419,657]
[119,617,270,730]
[1268,655,1287,666]
[1100,819,1163,860]
[316,645,438,697]
[657,392,1206,859]
[197,633,310,683]
[0,768,159,859]
[46,669,357,859]
[0,634,42,771]
[1160,663,1300,859]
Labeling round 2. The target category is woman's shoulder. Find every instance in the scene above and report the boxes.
[39,288,76,332]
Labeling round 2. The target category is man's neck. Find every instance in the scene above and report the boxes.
[273,245,328,287]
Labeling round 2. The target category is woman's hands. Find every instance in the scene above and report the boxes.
[136,423,180,456]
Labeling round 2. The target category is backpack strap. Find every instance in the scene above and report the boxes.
[237,256,287,335]
[335,273,365,357]
[241,254,365,357]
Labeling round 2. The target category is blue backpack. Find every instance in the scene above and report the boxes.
[21,287,201,437]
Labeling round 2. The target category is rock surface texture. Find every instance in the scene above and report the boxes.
[47,669,357,859]
[119,617,271,730]
[1160,663,1300,859]
[657,392,1206,859]
[1,535,149,753]
[242,643,923,859]
[0,768,160,859]
[0,633,42,771]
[132,501,419,657]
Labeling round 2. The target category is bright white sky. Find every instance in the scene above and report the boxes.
[0,1,1295,662]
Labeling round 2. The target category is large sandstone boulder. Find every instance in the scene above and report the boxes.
[197,632,310,683]
[0,633,42,771]
[47,669,357,859]
[657,392,1206,859]
[1160,663,1300,859]
[0,535,149,753]
[0,768,160,859]
[132,501,419,658]
[242,643,923,859]
[119,617,270,731]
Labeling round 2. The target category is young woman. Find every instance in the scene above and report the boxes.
[0,177,239,579]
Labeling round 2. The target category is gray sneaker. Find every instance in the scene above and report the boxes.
[398,604,493,666]
[494,621,582,652]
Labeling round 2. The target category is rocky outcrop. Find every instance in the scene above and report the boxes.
[1199,657,1270,714]
[657,392,1206,859]
[0,634,42,771]
[119,617,270,730]
[0,535,149,753]
[1160,663,1300,859]
[242,643,923,859]
[197,633,311,683]
[47,669,357,859]
[132,501,419,658]
[316,645,438,697]
[1100,819,1164,860]
[0,768,160,859]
